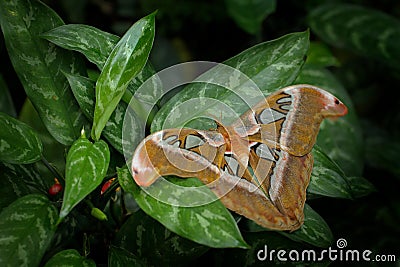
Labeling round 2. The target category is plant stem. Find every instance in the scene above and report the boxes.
[41,156,65,181]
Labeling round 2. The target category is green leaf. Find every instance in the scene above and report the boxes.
[0,162,51,211]
[41,24,119,69]
[346,176,376,198]
[281,204,333,248]
[108,246,146,267]
[0,194,58,267]
[243,204,333,248]
[151,30,309,132]
[295,65,363,176]
[0,74,16,117]
[114,210,208,266]
[60,135,110,220]
[225,0,276,35]
[65,73,128,153]
[0,112,43,164]
[308,4,400,69]
[44,249,95,267]
[306,42,340,68]
[0,0,87,145]
[308,146,352,199]
[92,12,156,140]
[118,167,248,248]
[18,99,67,177]
[364,121,400,178]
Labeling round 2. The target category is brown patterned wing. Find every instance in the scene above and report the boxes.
[131,128,226,187]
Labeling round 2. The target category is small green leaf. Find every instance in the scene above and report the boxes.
[41,24,119,69]
[281,204,333,248]
[92,12,156,140]
[44,249,95,267]
[0,112,43,164]
[308,147,352,199]
[152,31,309,132]
[108,246,146,267]
[0,194,58,267]
[346,176,376,198]
[308,4,400,69]
[295,65,363,176]
[0,74,16,117]
[225,0,276,35]
[306,42,340,68]
[0,0,87,145]
[0,162,52,211]
[114,210,208,266]
[60,136,110,220]
[118,167,248,248]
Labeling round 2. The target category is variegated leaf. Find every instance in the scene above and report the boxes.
[60,135,110,220]
[243,203,333,248]
[0,194,58,267]
[280,204,333,248]
[308,4,400,70]
[0,162,51,211]
[0,0,86,145]
[0,112,43,164]
[117,167,248,248]
[108,246,146,267]
[92,12,156,140]
[44,249,95,267]
[114,210,208,266]
[346,176,376,198]
[41,23,156,96]
[41,24,119,69]
[308,147,352,199]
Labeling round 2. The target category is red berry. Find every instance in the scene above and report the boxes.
[101,178,116,195]
[48,183,63,195]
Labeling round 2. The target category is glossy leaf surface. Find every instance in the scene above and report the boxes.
[0,162,51,211]
[114,210,208,266]
[92,12,155,140]
[118,167,248,248]
[309,4,400,69]
[308,147,352,199]
[0,0,86,145]
[0,112,43,164]
[281,204,333,248]
[60,136,110,220]
[0,194,58,267]
[42,24,119,69]
[65,74,128,153]
[44,249,95,267]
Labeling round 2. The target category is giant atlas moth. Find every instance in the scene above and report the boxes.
[130,84,348,231]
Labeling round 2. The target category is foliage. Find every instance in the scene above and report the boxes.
[0,0,398,266]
